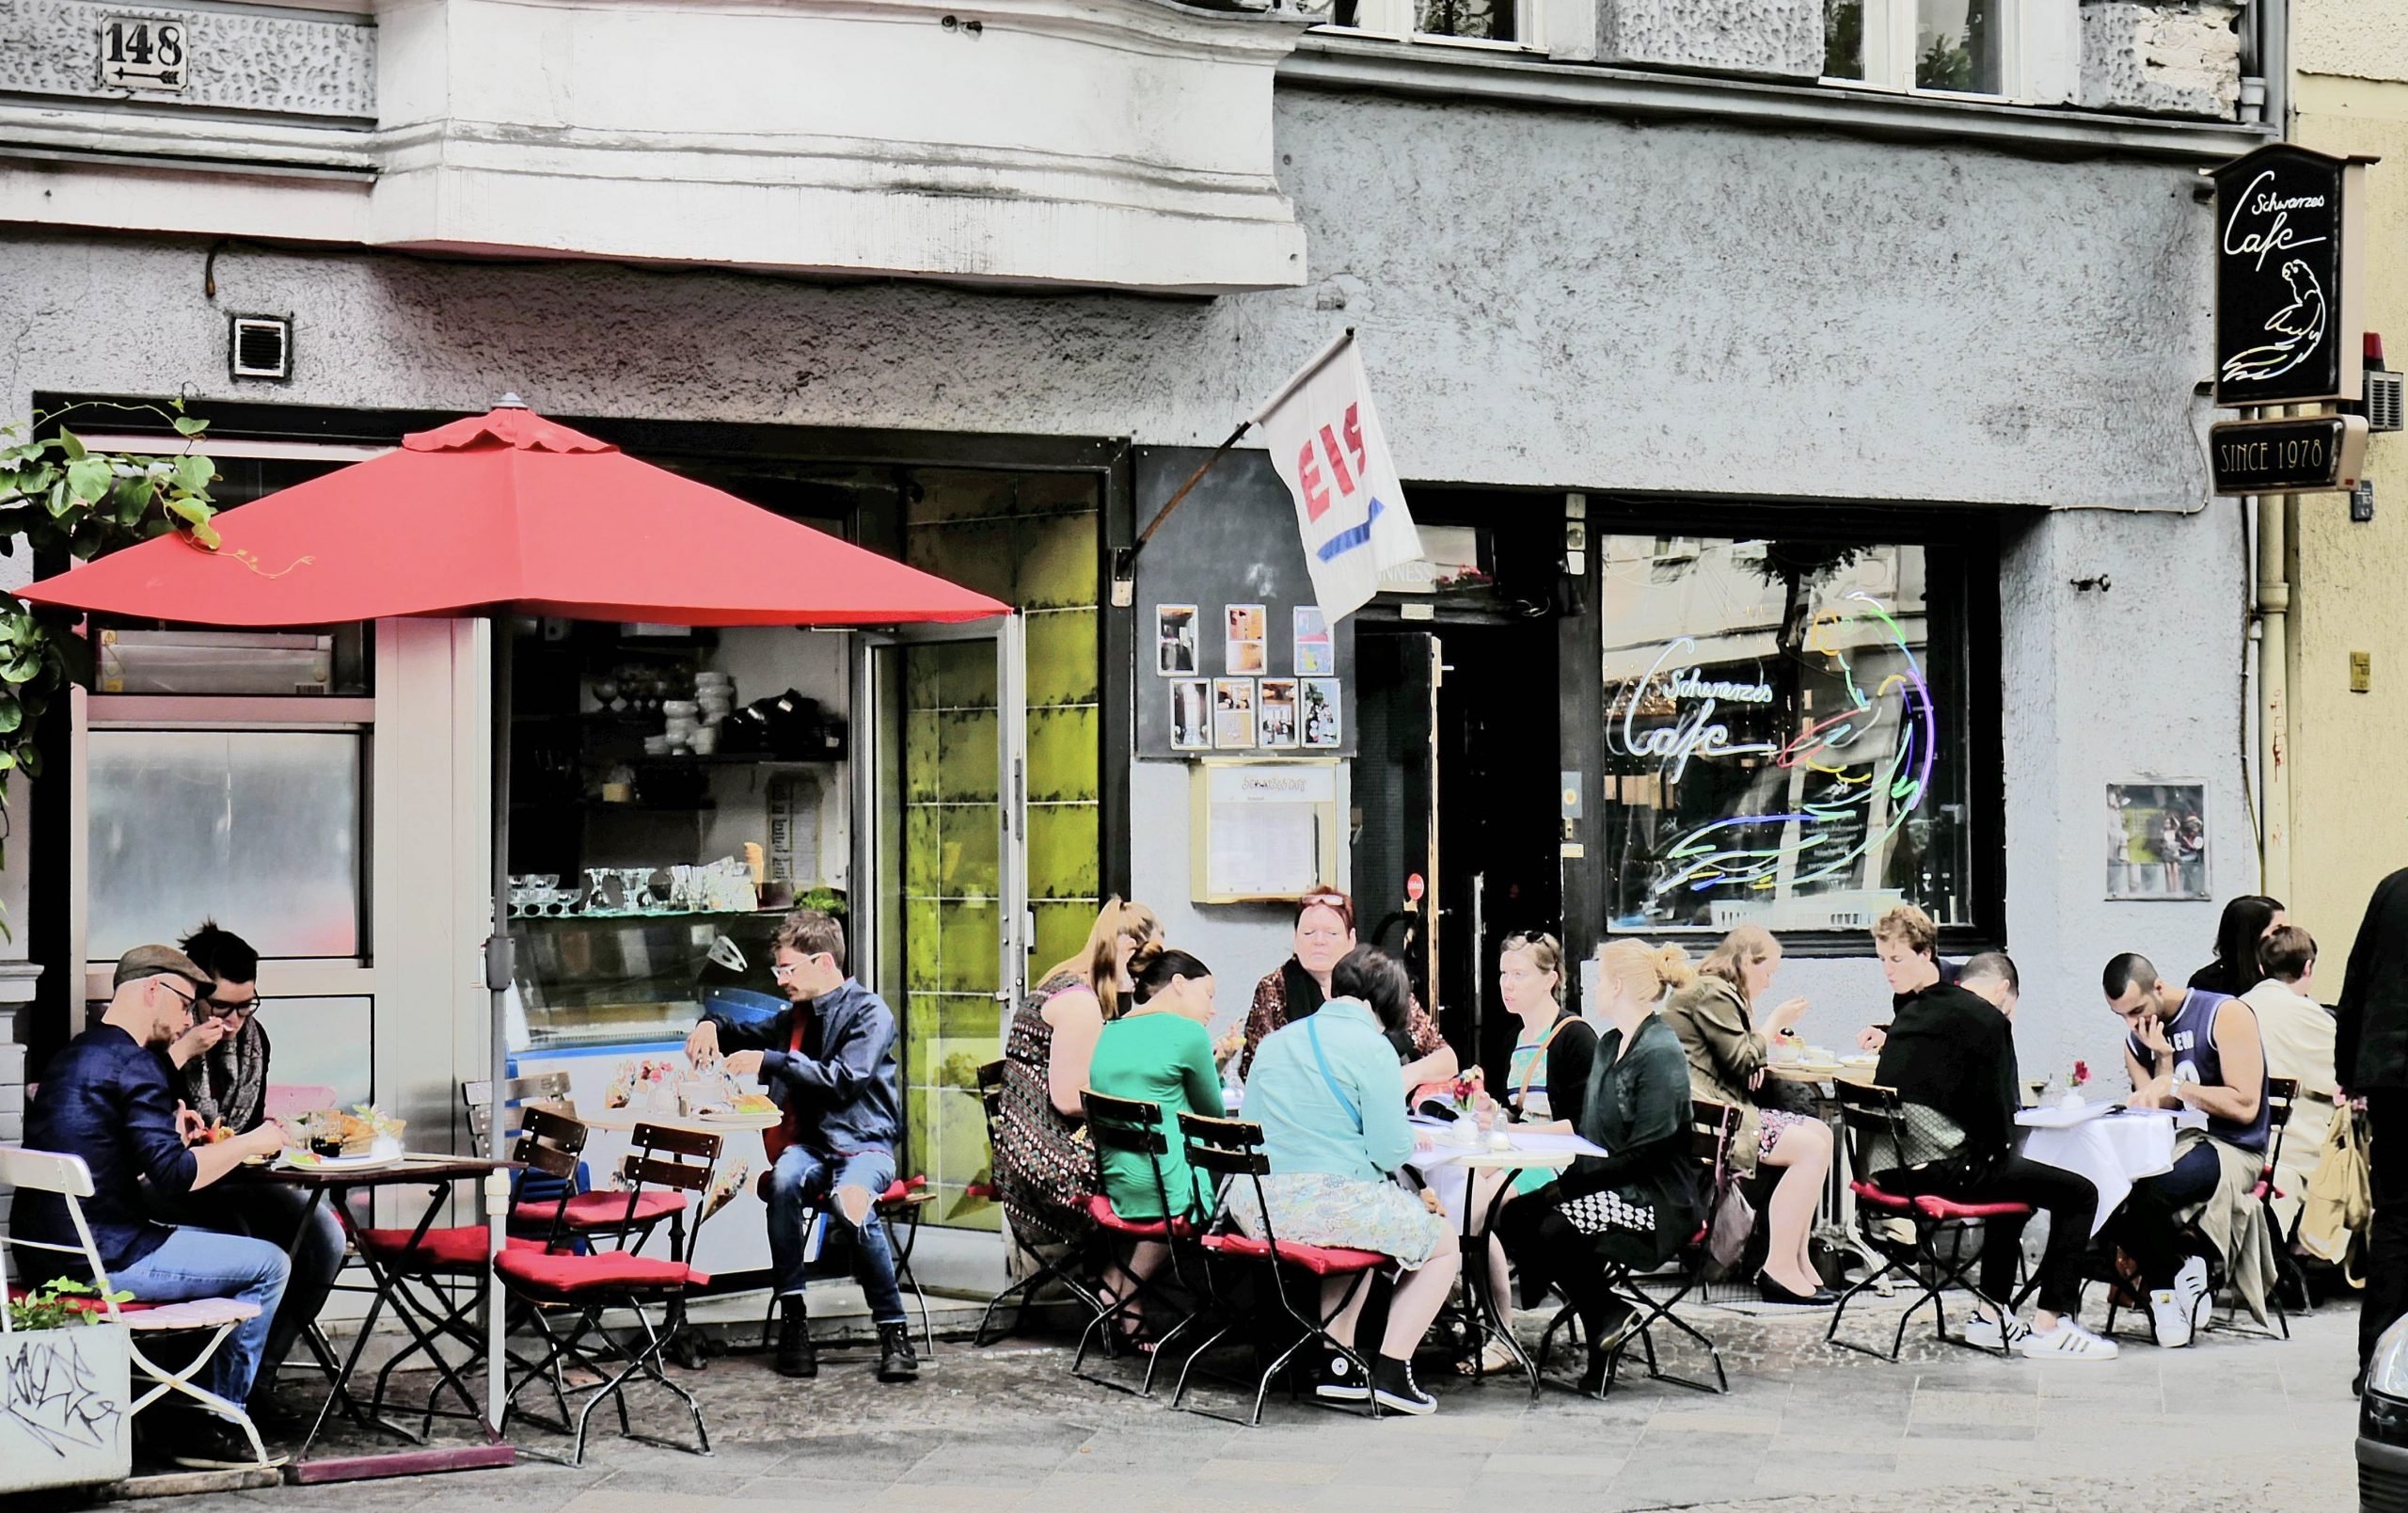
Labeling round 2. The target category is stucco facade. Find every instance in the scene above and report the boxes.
[2286,2,2408,974]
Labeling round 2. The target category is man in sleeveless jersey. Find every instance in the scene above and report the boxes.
[2103,951,2270,1346]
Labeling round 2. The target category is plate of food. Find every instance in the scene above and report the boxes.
[274,1147,403,1172]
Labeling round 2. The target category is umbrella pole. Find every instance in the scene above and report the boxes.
[483,614,514,1435]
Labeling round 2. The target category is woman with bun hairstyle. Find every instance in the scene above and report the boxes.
[1085,945,1226,1337]
[1497,939,1703,1390]
[1660,924,1835,1305]
[997,898,1160,1249]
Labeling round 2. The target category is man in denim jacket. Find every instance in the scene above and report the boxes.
[685,909,911,1383]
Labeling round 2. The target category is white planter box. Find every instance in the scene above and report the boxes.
[0,1322,132,1491]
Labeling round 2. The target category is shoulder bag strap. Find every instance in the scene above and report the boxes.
[1304,1014,1363,1131]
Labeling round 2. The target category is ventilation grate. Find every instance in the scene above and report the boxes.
[2368,370,2403,434]
[229,315,292,381]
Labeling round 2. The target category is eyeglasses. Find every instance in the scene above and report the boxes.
[770,956,828,983]
[203,993,260,1020]
[158,978,199,1010]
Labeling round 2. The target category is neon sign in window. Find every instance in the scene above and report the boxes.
[1599,537,1970,933]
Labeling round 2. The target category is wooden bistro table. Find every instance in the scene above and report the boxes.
[231,1152,521,1484]
[1409,1124,1606,1401]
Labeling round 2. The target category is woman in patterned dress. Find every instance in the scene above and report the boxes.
[996,898,1161,1250]
[1237,889,1457,1095]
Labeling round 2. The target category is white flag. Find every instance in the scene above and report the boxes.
[1254,332,1420,623]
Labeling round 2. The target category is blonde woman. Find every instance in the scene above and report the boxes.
[1661,925,1835,1305]
[1497,940,1703,1391]
[996,898,1160,1248]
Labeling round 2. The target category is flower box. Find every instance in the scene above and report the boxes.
[0,1320,132,1491]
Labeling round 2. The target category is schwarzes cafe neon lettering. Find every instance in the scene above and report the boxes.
[1615,638,1777,781]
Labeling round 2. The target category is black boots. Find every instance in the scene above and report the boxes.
[776,1296,817,1378]
[877,1321,920,1383]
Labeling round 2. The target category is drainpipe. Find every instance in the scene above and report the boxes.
[2258,484,2293,900]
[2262,0,2289,137]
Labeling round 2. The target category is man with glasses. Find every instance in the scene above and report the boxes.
[152,922,348,1422]
[684,908,912,1384]
[18,946,292,1469]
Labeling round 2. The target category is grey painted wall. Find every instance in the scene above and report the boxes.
[0,85,2241,1101]
[1,92,2213,508]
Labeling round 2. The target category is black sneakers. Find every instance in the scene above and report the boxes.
[877,1321,920,1383]
[1370,1354,1436,1416]
[158,1413,285,1471]
[1315,1349,1370,1402]
[775,1296,818,1379]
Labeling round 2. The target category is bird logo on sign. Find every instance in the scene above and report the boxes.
[2221,258,2327,387]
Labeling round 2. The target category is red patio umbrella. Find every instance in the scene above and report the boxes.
[21,401,1010,1439]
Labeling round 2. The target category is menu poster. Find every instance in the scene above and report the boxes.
[1155,604,1198,677]
[1225,603,1267,676]
[1259,678,1299,748]
[1201,763,1335,900]
[1169,678,1211,750]
[1213,677,1258,749]
[1303,677,1341,749]
[1293,607,1334,677]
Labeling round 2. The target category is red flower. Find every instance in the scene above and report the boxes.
[2071,1060,2092,1087]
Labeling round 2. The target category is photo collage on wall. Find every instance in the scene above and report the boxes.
[1159,602,1340,753]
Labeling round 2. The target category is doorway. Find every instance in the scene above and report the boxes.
[1350,503,1565,1079]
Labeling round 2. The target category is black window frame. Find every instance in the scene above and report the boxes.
[1565,495,2008,961]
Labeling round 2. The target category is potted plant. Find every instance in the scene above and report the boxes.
[0,1279,134,1490]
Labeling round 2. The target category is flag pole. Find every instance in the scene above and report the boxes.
[1112,327,1356,600]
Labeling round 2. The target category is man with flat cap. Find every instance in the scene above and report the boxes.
[18,945,293,1469]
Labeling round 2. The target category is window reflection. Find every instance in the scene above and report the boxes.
[1599,536,1971,933]
[1916,0,2001,93]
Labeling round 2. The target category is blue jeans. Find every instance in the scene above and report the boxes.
[767,1145,903,1324]
[112,1226,292,1409]
[2117,1138,2227,1288]
[152,1182,347,1405]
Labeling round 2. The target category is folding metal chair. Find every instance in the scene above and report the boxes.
[972,1059,1107,1346]
[1072,1090,1204,1396]
[495,1109,717,1466]
[1824,1082,2032,1362]
[1169,1112,1390,1426]
[0,1146,274,1471]
[1533,1098,1737,1398]
[2203,1075,2300,1341]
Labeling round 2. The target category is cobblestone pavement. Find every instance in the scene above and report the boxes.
[156,1296,2361,1513]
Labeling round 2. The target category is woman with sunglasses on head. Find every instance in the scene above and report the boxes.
[1452,931,1595,1376]
[1660,924,1835,1305]
[1237,889,1457,1095]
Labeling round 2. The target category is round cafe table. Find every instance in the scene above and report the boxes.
[2014,1107,2179,1234]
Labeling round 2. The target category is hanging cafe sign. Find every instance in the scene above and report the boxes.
[2208,143,2376,496]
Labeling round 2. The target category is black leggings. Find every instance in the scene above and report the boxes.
[1495,1196,1639,1333]
[1877,1155,2099,1317]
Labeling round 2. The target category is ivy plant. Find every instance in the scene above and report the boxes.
[0,402,219,789]
[5,1277,133,1330]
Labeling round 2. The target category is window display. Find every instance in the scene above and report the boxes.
[1599,534,1973,933]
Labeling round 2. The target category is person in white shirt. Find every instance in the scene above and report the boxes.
[2241,924,2339,1235]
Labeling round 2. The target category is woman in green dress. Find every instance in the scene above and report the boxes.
[1086,946,1226,1338]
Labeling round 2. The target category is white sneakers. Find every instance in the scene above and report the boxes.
[2150,1255,2213,1348]
[1963,1312,2030,1352]
[2019,1319,2120,1361]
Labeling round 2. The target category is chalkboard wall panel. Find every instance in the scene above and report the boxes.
[1132,447,1357,759]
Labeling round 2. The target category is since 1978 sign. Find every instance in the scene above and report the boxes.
[2209,144,2368,410]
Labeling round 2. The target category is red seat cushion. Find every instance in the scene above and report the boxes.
[1850,1180,1914,1212]
[1200,1233,1388,1276]
[494,1249,707,1297]
[750,1172,932,1205]
[356,1225,541,1270]
[1910,1195,2033,1222]
[517,1190,689,1231]
[6,1286,154,1315]
[1083,1193,1174,1238]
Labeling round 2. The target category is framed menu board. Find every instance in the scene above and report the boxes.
[1189,760,1341,902]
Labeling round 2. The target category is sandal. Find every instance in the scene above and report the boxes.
[1455,1339,1518,1378]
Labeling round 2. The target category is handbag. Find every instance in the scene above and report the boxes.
[2300,1104,2372,1274]
[1702,1113,1757,1279]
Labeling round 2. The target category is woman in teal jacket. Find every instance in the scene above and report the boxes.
[1241,946,1460,1415]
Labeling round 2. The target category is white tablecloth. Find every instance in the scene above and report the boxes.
[1405,1121,1608,1223]
[2016,1109,2179,1234]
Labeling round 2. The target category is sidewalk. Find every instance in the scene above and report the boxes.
[157,1295,2359,1513]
